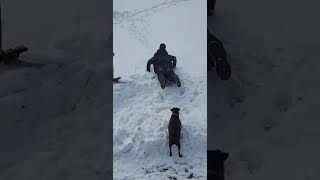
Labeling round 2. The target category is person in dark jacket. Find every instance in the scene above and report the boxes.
[207,29,231,80]
[207,29,227,69]
[154,43,169,57]
[147,43,181,89]
[208,0,216,16]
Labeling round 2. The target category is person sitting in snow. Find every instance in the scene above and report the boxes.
[146,43,181,89]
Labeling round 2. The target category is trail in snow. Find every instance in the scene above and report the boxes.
[113,0,206,76]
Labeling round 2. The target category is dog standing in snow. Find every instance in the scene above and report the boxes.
[168,107,182,157]
[208,149,229,180]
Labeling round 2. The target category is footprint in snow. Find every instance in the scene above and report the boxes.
[193,90,199,96]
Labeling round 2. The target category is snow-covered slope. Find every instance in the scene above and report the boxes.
[113,0,207,179]
[0,1,113,179]
[113,71,206,180]
[3,0,111,60]
[209,0,320,179]
[113,0,206,76]
[0,60,113,179]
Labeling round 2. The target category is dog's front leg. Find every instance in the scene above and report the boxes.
[177,143,183,158]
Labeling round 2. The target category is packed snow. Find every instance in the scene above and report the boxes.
[209,0,320,179]
[113,0,207,179]
[0,0,113,179]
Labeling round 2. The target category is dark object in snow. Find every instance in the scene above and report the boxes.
[157,66,181,89]
[113,77,121,83]
[147,43,181,89]
[154,43,169,58]
[113,52,122,84]
[207,30,231,80]
[0,3,29,65]
[208,149,229,180]
[216,57,231,80]
[0,45,29,65]
[187,173,194,179]
[168,176,177,180]
[168,108,182,158]
[208,0,216,16]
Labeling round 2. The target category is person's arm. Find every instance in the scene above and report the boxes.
[169,55,177,68]
[146,58,154,72]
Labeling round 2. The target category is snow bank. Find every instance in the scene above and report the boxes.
[113,0,207,179]
[0,1,113,178]
[113,0,206,76]
[209,0,320,179]
[113,70,207,179]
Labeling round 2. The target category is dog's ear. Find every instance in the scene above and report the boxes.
[171,108,180,112]
[221,152,229,161]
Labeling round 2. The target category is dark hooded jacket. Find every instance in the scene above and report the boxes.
[207,30,227,60]
[147,44,177,73]
[154,48,169,58]
[147,55,176,73]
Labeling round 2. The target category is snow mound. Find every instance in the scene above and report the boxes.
[0,59,113,179]
[113,70,207,180]
[209,0,320,179]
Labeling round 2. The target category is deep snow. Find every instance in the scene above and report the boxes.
[209,0,320,179]
[0,0,113,179]
[113,0,207,179]
[113,71,207,180]
[113,0,206,76]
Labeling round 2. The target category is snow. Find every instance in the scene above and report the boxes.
[113,0,206,76]
[209,0,320,179]
[0,1,113,179]
[113,0,207,179]
[2,0,112,60]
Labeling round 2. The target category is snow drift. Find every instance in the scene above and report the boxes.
[0,1,113,179]
[209,0,320,179]
[113,0,207,179]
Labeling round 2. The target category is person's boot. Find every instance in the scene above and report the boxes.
[160,78,166,89]
[176,78,181,87]
[157,73,166,89]
[160,81,166,89]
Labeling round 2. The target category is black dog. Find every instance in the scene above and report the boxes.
[208,149,229,180]
[168,108,182,158]
[207,29,232,80]
[208,0,216,16]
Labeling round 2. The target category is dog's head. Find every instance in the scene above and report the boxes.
[208,149,229,179]
[215,150,229,161]
[208,149,229,166]
[171,107,180,114]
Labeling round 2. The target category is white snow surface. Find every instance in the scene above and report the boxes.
[113,72,207,180]
[209,0,320,179]
[113,0,207,76]
[0,1,113,179]
[113,0,207,179]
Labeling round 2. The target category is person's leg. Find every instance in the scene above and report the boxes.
[171,71,181,87]
[157,72,166,89]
